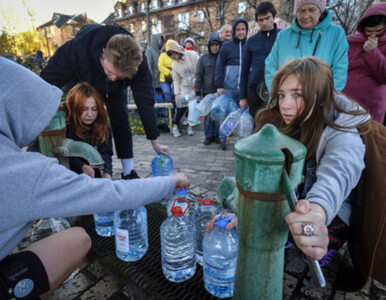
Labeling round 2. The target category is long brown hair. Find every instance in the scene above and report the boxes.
[256,57,368,160]
[63,82,108,145]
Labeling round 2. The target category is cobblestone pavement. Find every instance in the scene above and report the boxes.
[40,124,385,299]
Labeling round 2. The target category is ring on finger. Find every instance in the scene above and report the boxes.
[303,223,314,237]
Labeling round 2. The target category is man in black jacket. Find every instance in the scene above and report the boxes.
[239,1,280,119]
[41,24,169,179]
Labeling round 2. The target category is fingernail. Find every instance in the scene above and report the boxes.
[299,205,306,212]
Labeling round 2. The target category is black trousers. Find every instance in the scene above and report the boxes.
[246,85,267,120]
[173,106,188,126]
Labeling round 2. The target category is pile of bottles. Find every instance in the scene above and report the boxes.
[219,108,253,139]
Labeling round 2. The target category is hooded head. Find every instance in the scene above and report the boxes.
[294,0,326,14]
[355,2,386,37]
[166,41,185,56]
[207,32,222,54]
[232,18,249,41]
[0,57,62,148]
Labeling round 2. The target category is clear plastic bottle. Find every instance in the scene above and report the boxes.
[160,198,196,282]
[238,109,253,139]
[219,109,242,137]
[188,98,201,126]
[175,91,195,108]
[29,218,70,243]
[114,207,148,262]
[196,93,217,117]
[166,187,198,218]
[210,94,229,122]
[203,214,239,298]
[151,154,174,177]
[192,199,219,266]
[93,212,115,237]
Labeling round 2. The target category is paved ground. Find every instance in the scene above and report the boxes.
[19,122,386,299]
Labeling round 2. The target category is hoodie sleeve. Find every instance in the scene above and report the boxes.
[264,37,280,93]
[195,56,205,96]
[215,45,226,89]
[172,61,182,95]
[158,53,172,79]
[239,40,251,100]
[330,29,349,92]
[363,47,386,84]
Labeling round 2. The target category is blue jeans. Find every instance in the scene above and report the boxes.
[219,89,240,142]
[160,82,173,102]
[204,115,219,139]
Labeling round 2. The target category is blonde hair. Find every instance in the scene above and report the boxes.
[105,34,142,79]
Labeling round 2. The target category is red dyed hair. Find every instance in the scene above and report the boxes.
[64,82,108,145]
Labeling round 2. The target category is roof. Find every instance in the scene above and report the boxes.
[37,13,79,29]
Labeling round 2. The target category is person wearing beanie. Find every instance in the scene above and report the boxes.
[342,2,386,124]
[166,41,199,137]
[239,1,280,120]
[184,37,195,50]
[265,0,348,93]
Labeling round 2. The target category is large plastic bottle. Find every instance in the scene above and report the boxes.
[203,214,239,298]
[151,154,174,177]
[160,198,196,282]
[192,199,219,266]
[196,93,217,117]
[29,218,70,243]
[175,91,196,108]
[238,109,253,139]
[93,212,115,237]
[114,207,148,262]
[210,94,230,122]
[166,187,198,218]
[188,98,202,126]
[219,109,242,137]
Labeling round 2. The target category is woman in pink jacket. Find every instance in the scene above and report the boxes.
[343,2,386,124]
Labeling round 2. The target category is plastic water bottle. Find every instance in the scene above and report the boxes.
[160,198,196,282]
[29,218,70,243]
[193,199,219,266]
[166,187,198,218]
[188,98,202,126]
[203,214,239,298]
[175,91,195,108]
[238,109,253,138]
[196,93,217,116]
[210,94,229,122]
[151,154,174,176]
[114,207,148,262]
[93,212,115,237]
[220,109,242,137]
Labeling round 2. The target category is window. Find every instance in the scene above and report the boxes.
[197,10,204,23]
[178,12,189,30]
[141,21,147,32]
[166,0,174,6]
[126,6,133,14]
[152,18,162,34]
[140,2,146,12]
[238,1,246,14]
[152,0,159,9]
[129,23,135,33]
[217,7,224,20]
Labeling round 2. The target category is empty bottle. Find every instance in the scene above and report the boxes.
[114,207,148,262]
[160,198,196,282]
[210,94,230,122]
[151,154,174,177]
[166,187,198,218]
[219,109,242,137]
[193,199,219,266]
[188,98,202,126]
[203,214,239,298]
[29,218,70,243]
[238,109,253,139]
[175,91,195,108]
[196,93,217,117]
[94,212,115,237]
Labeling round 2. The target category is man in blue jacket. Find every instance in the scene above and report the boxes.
[215,18,248,149]
[239,1,280,119]
[40,24,169,179]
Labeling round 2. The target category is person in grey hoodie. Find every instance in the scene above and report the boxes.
[145,33,164,86]
[0,57,189,299]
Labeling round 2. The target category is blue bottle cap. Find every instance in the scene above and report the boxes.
[215,215,236,227]
[175,186,188,196]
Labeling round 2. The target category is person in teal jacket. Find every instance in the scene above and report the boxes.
[265,0,348,93]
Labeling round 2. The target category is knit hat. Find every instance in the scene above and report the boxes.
[184,37,195,47]
[294,0,326,13]
[166,41,185,56]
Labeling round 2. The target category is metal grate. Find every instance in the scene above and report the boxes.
[83,203,231,300]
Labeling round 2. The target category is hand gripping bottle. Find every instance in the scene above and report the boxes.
[160,198,196,282]
[151,154,174,177]
[219,109,242,137]
[166,187,198,218]
[93,212,115,237]
[203,214,239,298]
[114,206,148,261]
[238,109,253,139]
[192,199,219,266]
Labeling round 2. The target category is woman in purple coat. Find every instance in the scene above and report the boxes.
[343,2,386,124]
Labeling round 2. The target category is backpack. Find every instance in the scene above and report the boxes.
[340,120,386,291]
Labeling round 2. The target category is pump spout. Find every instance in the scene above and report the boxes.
[55,138,105,169]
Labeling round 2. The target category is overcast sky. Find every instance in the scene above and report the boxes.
[0,0,115,32]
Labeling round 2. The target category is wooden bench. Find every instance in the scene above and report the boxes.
[127,102,174,133]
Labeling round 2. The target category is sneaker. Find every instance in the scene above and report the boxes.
[183,119,189,125]
[172,127,181,137]
[302,249,338,267]
[187,126,194,136]
[122,170,140,180]
[212,136,220,144]
[203,138,211,145]
[220,141,227,150]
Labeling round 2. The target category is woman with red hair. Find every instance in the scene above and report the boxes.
[61,82,113,179]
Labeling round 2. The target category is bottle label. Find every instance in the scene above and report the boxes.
[223,120,236,132]
[115,228,129,252]
[204,261,236,279]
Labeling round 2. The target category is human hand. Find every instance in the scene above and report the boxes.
[206,213,237,232]
[217,88,225,95]
[82,165,95,178]
[285,200,329,260]
[239,98,248,110]
[363,37,378,52]
[151,139,170,156]
[172,173,190,191]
